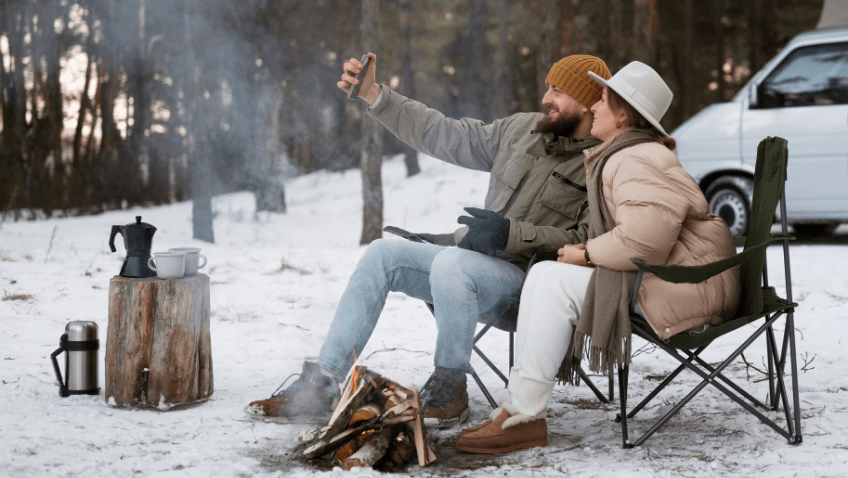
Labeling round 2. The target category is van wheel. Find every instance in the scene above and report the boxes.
[792,223,838,237]
[705,177,753,238]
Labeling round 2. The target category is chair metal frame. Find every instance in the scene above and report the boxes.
[615,137,802,448]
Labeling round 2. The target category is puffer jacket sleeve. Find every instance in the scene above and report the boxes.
[368,86,512,172]
[586,155,689,271]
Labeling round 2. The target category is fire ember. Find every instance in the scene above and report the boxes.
[301,366,436,470]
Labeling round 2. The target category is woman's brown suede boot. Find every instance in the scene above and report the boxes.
[456,400,547,454]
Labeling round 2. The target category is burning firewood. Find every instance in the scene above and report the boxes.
[387,429,415,465]
[338,427,394,470]
[301,366,436,470]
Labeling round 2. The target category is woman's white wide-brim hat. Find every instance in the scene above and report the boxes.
[588,61,672,136]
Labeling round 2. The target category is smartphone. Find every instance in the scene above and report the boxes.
[347,54,372,100]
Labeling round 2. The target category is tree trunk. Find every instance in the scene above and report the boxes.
[359,0,383,245]
[185,0,214,243]
[42,0,65,212]
[493,0,511,118]
[606,0,625,73]
[105,274,213,408]
[714,0,726,102]
[536,0,562,104]
[71,43,94,208]
[633,0,658,66]
[129,0,153,201]
[459,0,485,120]
[255,86,287,213]
[0,1,26,211]
[398,0,420,177]
[332,0,352,171]
[682,0,694,119]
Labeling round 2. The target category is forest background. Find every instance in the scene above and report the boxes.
[0,0,825,243]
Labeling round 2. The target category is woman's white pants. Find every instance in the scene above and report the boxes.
[507,261,595,416]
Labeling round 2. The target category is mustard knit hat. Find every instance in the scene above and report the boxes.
[545,55,611,109]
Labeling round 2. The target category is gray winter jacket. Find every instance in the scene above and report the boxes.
[368,86,601,270]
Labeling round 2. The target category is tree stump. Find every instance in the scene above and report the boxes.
[105,273,213,408]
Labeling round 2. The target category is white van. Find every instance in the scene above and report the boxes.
[672,27,848,237]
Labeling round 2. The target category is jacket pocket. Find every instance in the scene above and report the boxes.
[489,155,532,212]
[538,176,585,220]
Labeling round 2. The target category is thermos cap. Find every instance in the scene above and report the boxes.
[65,321,98,341]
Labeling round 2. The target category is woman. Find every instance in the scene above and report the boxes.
[456,62,741,455]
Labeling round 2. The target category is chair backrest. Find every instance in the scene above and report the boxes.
[737,137,788,317]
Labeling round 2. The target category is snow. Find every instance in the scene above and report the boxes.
[2,153,847,477]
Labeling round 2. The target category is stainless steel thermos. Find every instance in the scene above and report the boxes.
[50,321,100,397]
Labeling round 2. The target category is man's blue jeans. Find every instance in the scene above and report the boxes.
[317,239,525,383]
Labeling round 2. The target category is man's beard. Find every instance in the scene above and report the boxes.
[535,111,581,139]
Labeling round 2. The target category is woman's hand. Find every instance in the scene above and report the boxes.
[557,243,590,267]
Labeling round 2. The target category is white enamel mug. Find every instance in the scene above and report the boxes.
[147,252,186,279]
[168,247,207,276]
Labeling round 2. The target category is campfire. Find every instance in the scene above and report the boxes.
[301,366,436,470]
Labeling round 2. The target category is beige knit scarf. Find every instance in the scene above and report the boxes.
[557,129,656,383]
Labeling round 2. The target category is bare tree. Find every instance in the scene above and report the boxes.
[714,0,726,101]
[536,0,562,104]
[682,0,694,118]
[359,0,383,245]
[185,0,214,243]
[633,0,658,66]
[606,0,625,73]
[398,0,420,177]
[494,0,511,118]
[459,0,485,120]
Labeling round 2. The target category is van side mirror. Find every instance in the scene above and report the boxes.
[748,84,760,109]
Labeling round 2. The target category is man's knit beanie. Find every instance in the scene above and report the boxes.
[545,55,611,109]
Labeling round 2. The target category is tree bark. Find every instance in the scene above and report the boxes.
[682,0,694,119]
[459,0,485,120]
[105,274,213,408]
[633,0,658,66]
[359,0,383,245]
[185,0,215,243]
[42,0,65,212]
[536,0,562,104]
[332,0,352,171]
[398,0,420,177]
[606,0,625,73]
[494,0,511,118]
[714,0,726,102]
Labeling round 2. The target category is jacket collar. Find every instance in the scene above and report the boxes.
[531,131,603,158]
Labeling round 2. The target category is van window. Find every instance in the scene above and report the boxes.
[759,42,848,108]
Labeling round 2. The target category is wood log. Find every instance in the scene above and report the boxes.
[387,428,415,465]
[105,273,212,408]
[409,388,437,466]
[340,426,394,470]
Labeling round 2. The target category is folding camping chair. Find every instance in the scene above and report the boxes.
[615,136,802,447]
[424,252,613,410]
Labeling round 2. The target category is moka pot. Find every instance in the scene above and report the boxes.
[50,321,100,397]
[109,216,157,278]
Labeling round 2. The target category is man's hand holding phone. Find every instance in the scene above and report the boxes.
[338,53,380,105]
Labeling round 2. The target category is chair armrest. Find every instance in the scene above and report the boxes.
[629,235,793,284]
[734,237,747,248]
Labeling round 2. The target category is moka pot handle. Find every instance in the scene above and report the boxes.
[50,334,69,397]
[109,226,122,253]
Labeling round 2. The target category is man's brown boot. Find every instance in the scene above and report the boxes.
[245,362,340,423]
[456,402,547,454]
[420,367,471,428]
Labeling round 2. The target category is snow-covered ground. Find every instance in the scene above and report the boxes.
[1,154,847,477]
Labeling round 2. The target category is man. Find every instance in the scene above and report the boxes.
[247,54,611,427]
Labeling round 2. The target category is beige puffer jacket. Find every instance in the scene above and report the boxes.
[584,141,741,339]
